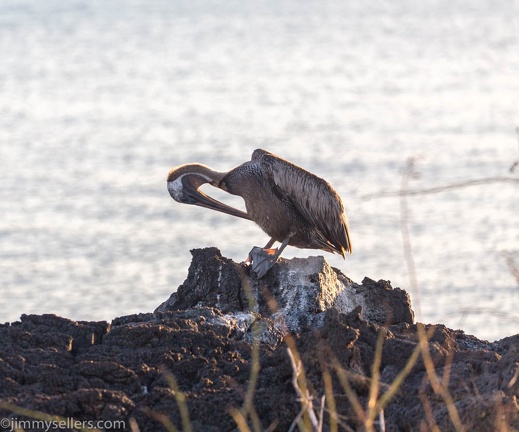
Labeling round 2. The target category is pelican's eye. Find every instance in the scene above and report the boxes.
[219,180,228,192]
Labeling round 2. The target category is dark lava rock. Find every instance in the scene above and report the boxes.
[156,247,414,331]
[0,248,517,432]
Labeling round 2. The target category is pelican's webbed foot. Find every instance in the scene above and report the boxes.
[248,246,279,278]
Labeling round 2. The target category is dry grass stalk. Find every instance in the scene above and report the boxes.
[417,323,466,432]
[286,346,322,432]
[230,407,252,432]
[502,250,519,286]
[400,158,466,432]
[362,176,519,200]
[322,365,339,432]
[366,328,387,430]
[232,272,263,432]
[329,322,426,432]
[160,367,192,432]
[141,407,179,432]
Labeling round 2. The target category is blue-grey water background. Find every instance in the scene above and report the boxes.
[1,0,518,341]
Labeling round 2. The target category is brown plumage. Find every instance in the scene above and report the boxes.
[167,149,352,277]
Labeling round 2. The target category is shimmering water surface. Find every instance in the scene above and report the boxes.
[1,0,518,341]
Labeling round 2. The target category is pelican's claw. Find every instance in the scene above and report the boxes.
[248,246,279,278]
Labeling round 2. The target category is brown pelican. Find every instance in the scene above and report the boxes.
[167,149,352,277]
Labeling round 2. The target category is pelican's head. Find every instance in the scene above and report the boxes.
[167,163,251,220]
[167,164,220,203]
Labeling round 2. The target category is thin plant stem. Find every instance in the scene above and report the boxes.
[417,323,466,432]
[230,407,252,432]
[374,334,423,413]
[399,157,422,320]
[366,328,387,429]
[398,158,465,431]
[362,176,519,200]
[322,366,338,432]
[161,367,192,432]
[286,347,320,431]
[141,408,179,432]
[332,358,367,427]
[234,270,263,432]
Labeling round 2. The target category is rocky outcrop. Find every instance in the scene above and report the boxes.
[0,248,517,431]
[156,247,414,332]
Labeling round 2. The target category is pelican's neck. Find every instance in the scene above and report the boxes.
[167,163,226,185]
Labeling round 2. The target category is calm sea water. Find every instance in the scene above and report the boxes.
[1,0,518,341]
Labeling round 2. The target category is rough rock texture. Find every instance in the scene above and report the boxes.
[0,247,517,432]
[156,247,414,331]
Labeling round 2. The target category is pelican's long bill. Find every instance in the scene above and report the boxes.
[186,185,251,221]
[168,173,251,221]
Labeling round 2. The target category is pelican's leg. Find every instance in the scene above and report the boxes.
[264,238,276,249]
[249,236,292,278]
[271,236,290,259]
